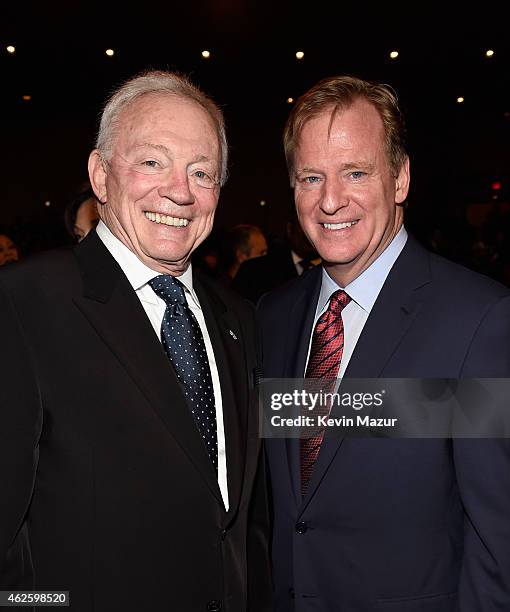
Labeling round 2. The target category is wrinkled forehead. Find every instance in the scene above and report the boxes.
[112,93,220,155]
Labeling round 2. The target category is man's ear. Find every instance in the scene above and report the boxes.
[88,150,108,204]
[395,156,410,205]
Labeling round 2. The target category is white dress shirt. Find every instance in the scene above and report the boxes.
[306,227,408,377]
[96,221,229,510]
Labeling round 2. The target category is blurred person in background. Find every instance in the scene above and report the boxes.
[233,210,319,302]
[64,186,100,242]
[191,230,221,278]
[220,223,268,281]
[0,233,19,266]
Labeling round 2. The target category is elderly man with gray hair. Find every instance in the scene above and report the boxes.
[0,71,271,612]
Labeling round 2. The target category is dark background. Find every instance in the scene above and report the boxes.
[1,1,509,255]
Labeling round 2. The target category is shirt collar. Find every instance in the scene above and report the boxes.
[318,226,408,314]
[95,220,198,306]
[291,250,301,266]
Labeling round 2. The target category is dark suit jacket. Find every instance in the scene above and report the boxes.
[0,231,271,612]
[259,235,510,611]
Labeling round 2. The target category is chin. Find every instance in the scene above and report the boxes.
[316,241,355,259]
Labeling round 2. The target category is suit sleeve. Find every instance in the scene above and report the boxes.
[246,308,272,611]
[454,294,510,610]
[246,449,272,611]
[0,281,41,580]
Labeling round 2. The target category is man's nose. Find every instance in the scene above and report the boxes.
[158,169,195,206]
[319,178,349,214]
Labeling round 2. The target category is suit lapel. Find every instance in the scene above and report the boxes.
[300,237,432,512]
[72,232,223,504]
[193,275,247,520]
[344,237,431,378]
[287,267,323,378]
[281,268,322,507]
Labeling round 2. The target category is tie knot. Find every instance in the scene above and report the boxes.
[329,289,350,314]
[149,275,187,308]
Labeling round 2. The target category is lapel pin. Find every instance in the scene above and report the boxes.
[229,329,238,340]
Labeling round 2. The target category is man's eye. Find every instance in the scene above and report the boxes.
[300,176,321,184]
[142,160,160,168]
[349,171,366,180]
[192,169,217,188]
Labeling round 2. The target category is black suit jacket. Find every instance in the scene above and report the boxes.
[259,235,510,611]
[0,231,271,612]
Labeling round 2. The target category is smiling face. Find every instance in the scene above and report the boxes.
[293,98,410,286]
[89,93,221,275]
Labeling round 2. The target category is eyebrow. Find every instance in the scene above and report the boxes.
[134,144,216,165]
[135,143,170,154]
[297,166,321,174]
[296,161,376,174]
[340,161,376,172]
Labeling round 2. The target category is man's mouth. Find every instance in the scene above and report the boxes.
[322,220,359,230]
[144,212,190,227]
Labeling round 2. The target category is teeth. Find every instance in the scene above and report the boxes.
[144,212,189,227]
[323,221,358,230]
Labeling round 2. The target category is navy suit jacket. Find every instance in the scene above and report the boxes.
[259,235,510,611]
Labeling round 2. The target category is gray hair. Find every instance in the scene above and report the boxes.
[96,70,228,186]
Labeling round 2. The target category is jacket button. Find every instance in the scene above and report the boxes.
[206,601,222,612]
[295,521,308,534]
[220,529,227,541]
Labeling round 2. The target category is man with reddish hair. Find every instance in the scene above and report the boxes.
[260,76,510,611]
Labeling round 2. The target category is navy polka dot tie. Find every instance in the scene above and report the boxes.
[149,275,218,471]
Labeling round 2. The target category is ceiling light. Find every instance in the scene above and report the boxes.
[201,50,211,59]
[390,50,399,59]
[486,49,495,57]
[456,97,464,104]
[296,51,304,60]
[287,97,294,104]
[6,45,15,54]
[105,49,115,57]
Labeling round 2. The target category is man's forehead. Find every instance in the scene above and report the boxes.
[301,100,383,139]
[113,97,219,155]
[295,101,385,160]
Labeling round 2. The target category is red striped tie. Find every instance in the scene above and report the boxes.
[300,290,351,496]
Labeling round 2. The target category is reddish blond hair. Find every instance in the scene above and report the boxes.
[284,76,407,184]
